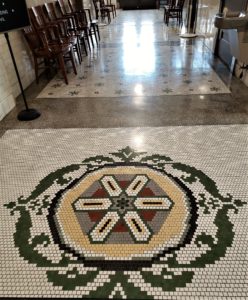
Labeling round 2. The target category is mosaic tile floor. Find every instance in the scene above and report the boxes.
[1,126,247,298]
[37,10,230,99]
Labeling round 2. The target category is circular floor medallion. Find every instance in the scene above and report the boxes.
[6,146,244,295]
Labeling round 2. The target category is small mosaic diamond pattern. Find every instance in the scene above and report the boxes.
[37,45,230,98]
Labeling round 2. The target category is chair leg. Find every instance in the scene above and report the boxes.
[85,33,91,51]
[77,40,82,63]
[81,37,88,56]
[180,11,183,25]
[96,24,100,41]
[89,32,95,48]
[75,43,82,64]
[108,11,111,24]
[70,49,77,75]
[44,58,51,80]
[92,26,98,44]
[166,12,170,26]
[101,12,104,22]
[58,53,68,85]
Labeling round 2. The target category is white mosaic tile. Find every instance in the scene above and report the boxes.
[0,125,247,298]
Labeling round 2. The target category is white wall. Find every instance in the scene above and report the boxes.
[0,0,55,121]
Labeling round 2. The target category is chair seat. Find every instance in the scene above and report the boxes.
[47,43,71,54]
[164,5,181,11]
[91,20,98,25]
[68,28,84,37]
[101,7,111,12]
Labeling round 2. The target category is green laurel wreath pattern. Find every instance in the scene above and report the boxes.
[5,147,246,298]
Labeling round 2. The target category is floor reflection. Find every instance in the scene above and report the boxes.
[122,21,155,76]
[37,9,230,98]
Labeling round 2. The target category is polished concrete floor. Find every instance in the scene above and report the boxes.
[0,9,248,135]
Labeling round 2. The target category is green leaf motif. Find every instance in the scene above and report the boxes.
[140,154,172,168]
[195,232,215,249]
[111,147,146,162]
[142,270,195,292]
[89,272,152,299]
[13,208,75,268]
[17,164,82,205]
[172,163,236,203]
[82,155,116,172]
[47,269,98,291]
[166,206,235,268]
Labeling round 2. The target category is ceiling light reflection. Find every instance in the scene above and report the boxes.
[134,84,143,96]
[133,135,143,147]
[199,85,208,93]
[122,23,156,76]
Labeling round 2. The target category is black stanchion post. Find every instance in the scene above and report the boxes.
[4,33,40,121]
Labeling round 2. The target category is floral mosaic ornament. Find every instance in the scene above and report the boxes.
[5,147,246,298]
[73,174,173,243]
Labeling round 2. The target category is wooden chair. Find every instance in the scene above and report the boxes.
[67,0,100,42]
[56,0,95,49]
[44,2,76,30]
[103,0,116,18]
[92,0,111,24]
[43,2,88,56]
[23,26,77,85]
[30,6,82,64]
[164,0,185,26]
[23,26,51,84]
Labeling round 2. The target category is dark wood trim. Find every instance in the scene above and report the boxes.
[74,0,84,10]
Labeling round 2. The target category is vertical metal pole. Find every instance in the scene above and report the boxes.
[4,32,29,111]
[189,0,198,34]
[4,32,40,121]
[180,0,199,38]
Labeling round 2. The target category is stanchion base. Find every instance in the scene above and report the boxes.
[18,109,41,121]
[179,33,198,38]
